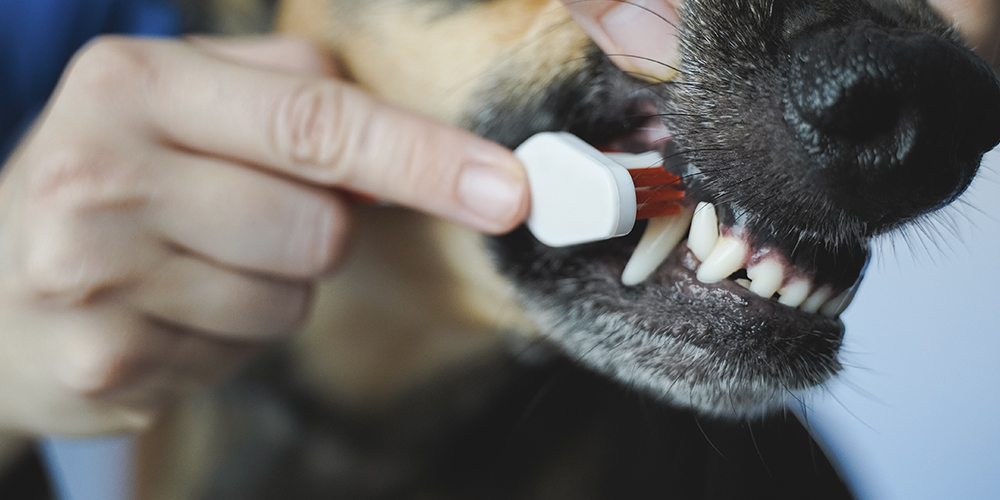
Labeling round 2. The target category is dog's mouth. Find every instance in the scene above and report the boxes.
[496,99,871,416]
[478,0,999,418]
[592,101,868,318]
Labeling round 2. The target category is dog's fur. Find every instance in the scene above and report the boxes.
[137,1,1000,498]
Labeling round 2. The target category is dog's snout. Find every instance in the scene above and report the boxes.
[785,20,1000,230]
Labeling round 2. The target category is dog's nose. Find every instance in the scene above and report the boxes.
[785,20,1000,229]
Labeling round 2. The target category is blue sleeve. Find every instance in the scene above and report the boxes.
[0,0,181,160]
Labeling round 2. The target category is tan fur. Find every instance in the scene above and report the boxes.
[293,207,536,411]
[280,0,591,122]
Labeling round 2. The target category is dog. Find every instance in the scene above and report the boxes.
[137,1,1000,498]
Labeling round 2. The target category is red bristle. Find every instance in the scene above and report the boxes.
[629,167,682,188]
[635,188,684,205]
[636,203,683,219]
[625,165,686,220]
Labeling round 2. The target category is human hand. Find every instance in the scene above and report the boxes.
[0,35,528,435]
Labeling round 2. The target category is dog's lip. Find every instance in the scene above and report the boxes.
[614,239,846,348]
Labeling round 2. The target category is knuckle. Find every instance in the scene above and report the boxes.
[65,36,159,101]
[25,141,122,206]
[16,145,117,299]
[271,82,358,179]
[20,259,104,303]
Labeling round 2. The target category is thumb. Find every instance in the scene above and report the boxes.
[562,0,683,82]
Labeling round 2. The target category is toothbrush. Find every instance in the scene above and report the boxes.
[514,132,687,248]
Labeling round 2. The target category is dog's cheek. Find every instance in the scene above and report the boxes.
[280,0,593,127]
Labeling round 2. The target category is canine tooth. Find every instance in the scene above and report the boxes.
[687,202,719,262]
[695,236,748,284]
[801,286,833,314]
[777,280,810,308]
[747,259,783,299]
[621,207,694,286]
[821,287,858,318]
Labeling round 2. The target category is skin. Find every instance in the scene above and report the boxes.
[0,0,994,441]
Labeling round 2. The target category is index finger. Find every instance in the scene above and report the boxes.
[83,37,530,233]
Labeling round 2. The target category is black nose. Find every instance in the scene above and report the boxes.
[785,20,1000,229]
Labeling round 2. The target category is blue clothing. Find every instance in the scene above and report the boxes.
[0,0,181,159]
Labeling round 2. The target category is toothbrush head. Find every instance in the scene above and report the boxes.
[515,132,685,247]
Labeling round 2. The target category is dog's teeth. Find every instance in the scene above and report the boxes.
[801,286,833,314]
[821,286,858,318]
[747,259,783,299]
[735,278,751,289]
[687,202,719,262]
[777,280,811,308]
[621,207,694,286]
[696,236,748,284]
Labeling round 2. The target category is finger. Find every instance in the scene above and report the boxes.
[187,35,344,77]
[132,253,312,340]
[93,321,260,406]
[147,148,351,278]
[561,0,683,82]
[55,312,258,407]
[98,38,529,233]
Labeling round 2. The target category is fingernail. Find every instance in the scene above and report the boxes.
[600,0,681,81]
[458,164,526,230]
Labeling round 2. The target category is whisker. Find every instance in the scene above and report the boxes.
[604,53,685,75]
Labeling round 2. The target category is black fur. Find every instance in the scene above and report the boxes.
[196,347,853,500]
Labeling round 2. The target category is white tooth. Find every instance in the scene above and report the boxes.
[777,280,810,308]
[747,259,784,299]
[821,286,859,318]
[687,202,719,262]
[621,207,694,286]
[801,286,833,314]
[735,278,751,289]
[695,236,748,284]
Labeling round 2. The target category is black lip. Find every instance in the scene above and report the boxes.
[490,226,845,416]
[603,240,845,397]
[659,138,871,293]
